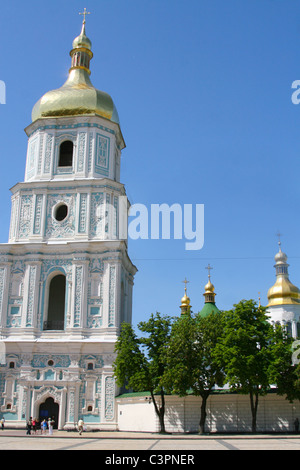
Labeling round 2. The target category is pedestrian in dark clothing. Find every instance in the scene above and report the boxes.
[26,417,32,435]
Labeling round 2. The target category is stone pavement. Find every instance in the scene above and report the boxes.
[1,428,300,440]
[0,429,299,451]
[0,428,299,439]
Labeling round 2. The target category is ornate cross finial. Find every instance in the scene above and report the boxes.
[182,277,189,292]
[276,231,282,248]
[205,263,213,280]
[79,7,91,24]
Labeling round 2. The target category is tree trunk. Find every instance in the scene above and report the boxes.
[199,394,208,435]
[249,390,259,433]
[151,390,166,433]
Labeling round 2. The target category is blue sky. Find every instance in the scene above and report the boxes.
[1,0,300,329]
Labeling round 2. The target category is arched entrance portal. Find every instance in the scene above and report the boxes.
[39,397,59,429]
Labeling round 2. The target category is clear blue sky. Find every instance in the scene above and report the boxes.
[1,0,300,329]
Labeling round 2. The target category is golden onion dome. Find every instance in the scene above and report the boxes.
[181,292,191,306]
[204,279,215,294]
[267,243,300,306]
[267,278,300,306]
[180,279,191,315]
[203,279,216,304]
[31,22,119,124]
[199,265,220,318]
[202,264,216,304]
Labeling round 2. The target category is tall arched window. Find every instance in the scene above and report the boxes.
[120,281,125,322]
[44,274,66,330]
[58,141,73,167]
[286,321,292,338]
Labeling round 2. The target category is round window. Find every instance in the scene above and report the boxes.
[54,203,68,222]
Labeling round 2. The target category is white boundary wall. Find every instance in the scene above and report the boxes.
[116,393,300,433]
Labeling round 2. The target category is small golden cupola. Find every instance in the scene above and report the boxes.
[267,241,300,306]
[203,264,216,304]
[198,264,220,318]
[31,9,120,124]
[180,278,191,315]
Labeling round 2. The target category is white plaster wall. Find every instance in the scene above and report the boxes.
[117,400,157,432]
[117,394,300,433]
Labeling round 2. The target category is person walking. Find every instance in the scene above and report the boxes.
[48,417,53,435]
[41,419,47,435]
[26,417,32,435]
[32,418,36,434]
[36,418,41,434]
[77,418,84,435]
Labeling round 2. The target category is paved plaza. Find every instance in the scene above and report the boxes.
[0,429,299,451]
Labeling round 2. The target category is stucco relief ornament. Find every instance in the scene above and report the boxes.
[45,194,76,238]
[11,261,25,274]
[21,354,32,366]
[103,354,116,367]
[19,370,36,382]
[90,258,103,273]
[69,355,80,367]
[36,386,61,404]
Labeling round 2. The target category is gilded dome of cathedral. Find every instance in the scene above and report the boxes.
[31,21,119,124]
[267,243,300,306]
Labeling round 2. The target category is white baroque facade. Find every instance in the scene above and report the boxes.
[0,20,136,430]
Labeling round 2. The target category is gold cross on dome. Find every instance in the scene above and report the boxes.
[276,231,282,248]
[205,263,213,279]
[182,278,189,292]
[79,7,91,24]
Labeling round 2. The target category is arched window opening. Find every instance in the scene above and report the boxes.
[121,281,125,322]
[58,141,73,167]
[297,322,300,339]
[286,321,292,338]
[44,274,66,331]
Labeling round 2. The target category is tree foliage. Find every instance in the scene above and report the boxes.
[163,311,225,433]
[114,300,298,434]
[216,299,276,432]
[113,312,173,433]
[268,323,300,402]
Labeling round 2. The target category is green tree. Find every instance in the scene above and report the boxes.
[113,313,173,433]
[268,323,300,402]
[217,299,273,433]
[164,311,225,434]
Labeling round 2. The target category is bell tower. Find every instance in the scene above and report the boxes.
[267,238,300,338]
[0,13,137,430]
